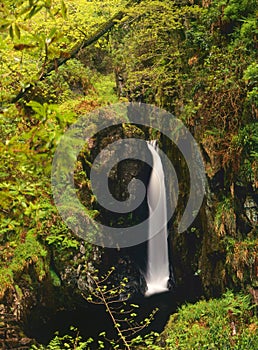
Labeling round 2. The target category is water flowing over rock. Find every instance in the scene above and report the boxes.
[145,140,171,296]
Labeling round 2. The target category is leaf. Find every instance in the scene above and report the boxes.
[14,24,21,39]
[61,0,68,20]
[9,25,14,39]
[48,27,57,39]
[130,303,139,308]
[27,101,45,116]
[0,172,9,178]
[26,5,42,19]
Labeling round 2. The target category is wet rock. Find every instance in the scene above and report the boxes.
[113,256,147,299]
[244,196,258,224]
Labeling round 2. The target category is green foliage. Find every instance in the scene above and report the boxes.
[215,196,235,236]
[49,268,61,287]
[130,331,161,349]
[243,63,258,106]
[0,0,124,322]
[160,291,258,350]
[225,237,258,285]
[30,59,96,104]
[84,268,158,349]
[0,99,91,297]
[33,292,258,349]
[0,0,127,103]
[46,233,79,250]
[220,0,257,21]
[114,0,257,173]
[92,73,119,104]
[31,327,93,350]
[0,0,258,348]
[0,230,48,298]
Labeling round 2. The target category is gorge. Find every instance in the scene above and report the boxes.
[1,0,257,348]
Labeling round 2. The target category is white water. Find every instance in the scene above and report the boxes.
[145,140,170,297]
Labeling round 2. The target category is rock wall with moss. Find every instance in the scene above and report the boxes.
[114,0,258,298]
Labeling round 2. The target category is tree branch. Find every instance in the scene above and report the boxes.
[10,6,129,104]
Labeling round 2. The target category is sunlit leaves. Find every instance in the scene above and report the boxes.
[162,292,258,349]
[0,97,80,297]
[0,0,128,104]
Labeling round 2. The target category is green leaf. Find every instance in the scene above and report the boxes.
[14,24,21,39]
[130,303,139,308]
[9,25,14,39]
[26,5,42,19]
[48,27,57,39]
[61,0,68,20]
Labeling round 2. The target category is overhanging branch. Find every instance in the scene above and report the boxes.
[10,7,128,104]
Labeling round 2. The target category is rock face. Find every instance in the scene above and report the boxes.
[0,269,55,349]
[82,122,151,228]
[0,302,33,349]
[162,133,258,299]
[76,122,151,296]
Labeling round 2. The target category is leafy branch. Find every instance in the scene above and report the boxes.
[83,268,157,349]
[10,0,141,104]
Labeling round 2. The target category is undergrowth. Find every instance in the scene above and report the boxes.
[30,291,258,349]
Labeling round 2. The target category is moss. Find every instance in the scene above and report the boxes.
[122,123,145,139]
[0,230,48,298]
[49,269,62,287]
[159,292,258,349]
[0,269,14,299]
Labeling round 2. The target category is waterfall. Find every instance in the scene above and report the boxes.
[145,140,170,296]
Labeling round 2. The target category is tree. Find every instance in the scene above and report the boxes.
[0,0,140,105]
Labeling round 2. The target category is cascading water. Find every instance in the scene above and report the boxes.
[145,140,170,297]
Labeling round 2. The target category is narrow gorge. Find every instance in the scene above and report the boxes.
[0,1,257,349]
